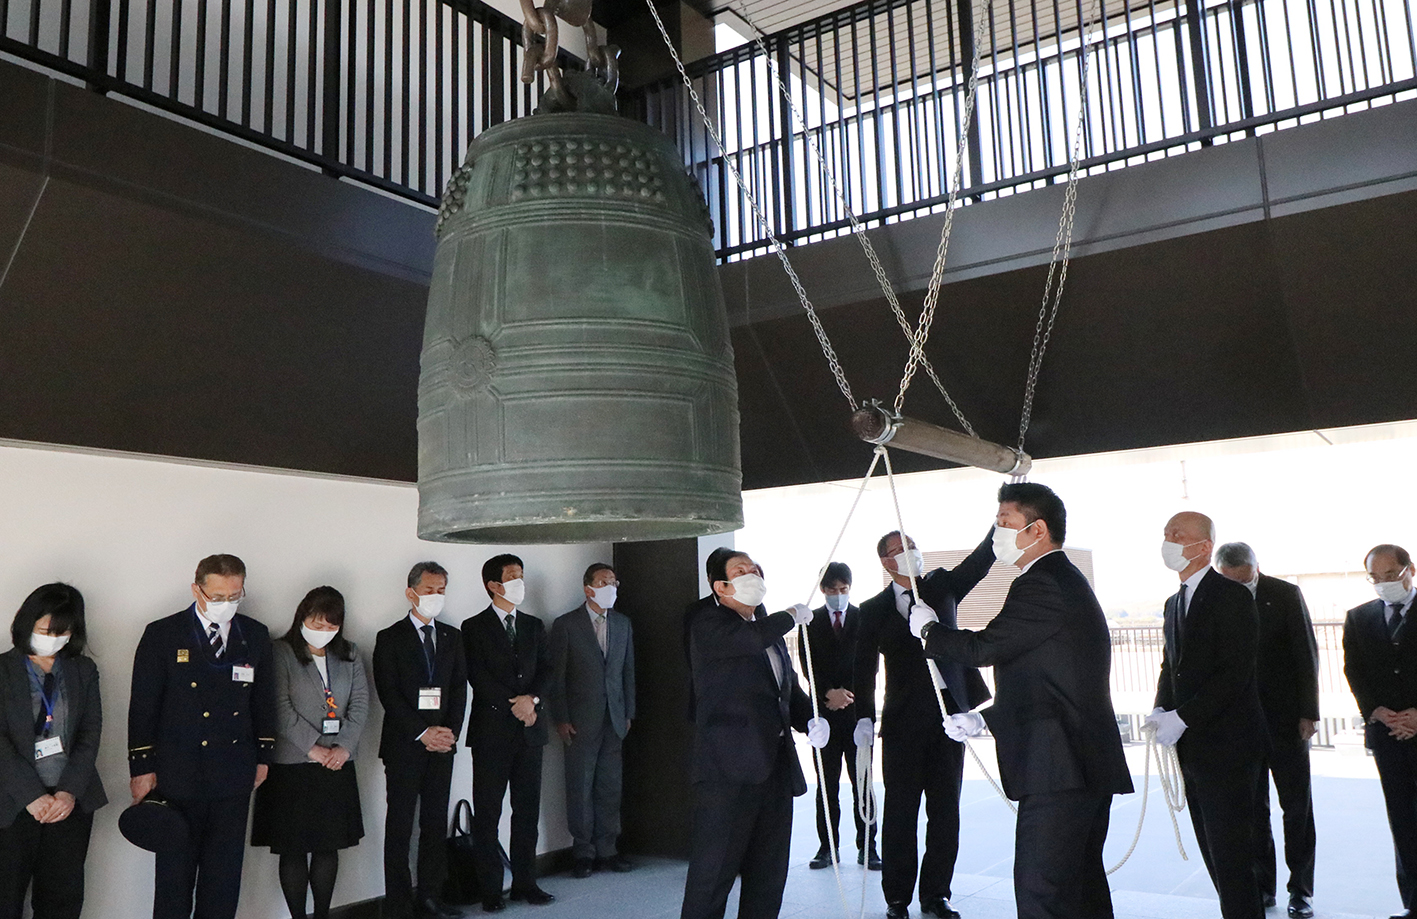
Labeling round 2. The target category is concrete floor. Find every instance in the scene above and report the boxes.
[473,744,1395,919]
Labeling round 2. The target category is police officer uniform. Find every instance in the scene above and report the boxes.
[128,606,276,919]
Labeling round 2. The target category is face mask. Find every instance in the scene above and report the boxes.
[728,573,767,607]
[203,599,240,625]
[415,593,445,618]
[1245,575,1260,596]
[590,585,617,610]
[993,524,1040,566]
[825,593,849,613]
[301,625,338,649]
[1161,540,1203,573]
[30,632,70,657]
[500,578,526,607]
[892,548,925,578]
[1376,579,1412,604]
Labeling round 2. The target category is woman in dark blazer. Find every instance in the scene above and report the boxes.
[0,583,106,919]
[252,586,369,919]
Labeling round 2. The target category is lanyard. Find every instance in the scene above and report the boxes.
[26,660,57,737]
[317,659,338,715]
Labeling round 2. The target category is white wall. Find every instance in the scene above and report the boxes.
[0,439,610,917]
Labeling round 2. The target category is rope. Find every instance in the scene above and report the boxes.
[1106,723,1189,874]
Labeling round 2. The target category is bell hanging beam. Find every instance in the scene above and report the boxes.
[851,401,1032,477]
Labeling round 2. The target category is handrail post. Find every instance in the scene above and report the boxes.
[774,34,796,241]
[1183,0,1214,143]
[954,0,984,189]
[322,0,343,168]
[86,0,112,93]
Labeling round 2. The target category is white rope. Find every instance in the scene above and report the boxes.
[1106,723,1189,874]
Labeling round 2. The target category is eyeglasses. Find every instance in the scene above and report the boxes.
[1367,568,1411,584]
[198,585,246,603]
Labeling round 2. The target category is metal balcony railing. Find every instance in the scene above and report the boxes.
[631,0,1417,260]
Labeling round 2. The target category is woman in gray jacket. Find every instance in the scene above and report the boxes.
[252,586,369,919]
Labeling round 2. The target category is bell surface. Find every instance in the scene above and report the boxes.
[418,113,743,544]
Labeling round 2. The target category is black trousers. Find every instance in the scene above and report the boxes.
[1179,743,1264,919]
[680,752,795,919]
[880,725,964,906]
[383,751,454,917]
[1371,729,1417,910]
[1253,726,1316,899]
[156,793,252,919]
[0,808,94,919]
[1013,791,1113,919]
[811,716,875,854]
[472,742,543,895]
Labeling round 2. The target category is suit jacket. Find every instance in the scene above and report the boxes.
[1254,574,1320,731]
[687,598,811,792]
[798,603,860,730]
[924,551,1132,800]
[0,649,107,827]
[271,639,371,763]
[854,533,995,734]
[1344,597,1417,746]
[372,613,468,761]
[462,606,551,750]
[548,604,636,740]
[128,607,277,799]
[1154,569,1266,761]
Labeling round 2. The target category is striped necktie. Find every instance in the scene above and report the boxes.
[208,623,224,659]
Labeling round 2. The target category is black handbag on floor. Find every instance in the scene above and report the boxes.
[443,799,512,904]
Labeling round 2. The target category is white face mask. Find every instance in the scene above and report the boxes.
[1161,540,1203,573]
[993,524,1041,566]
[30,632,70,657]
[825,593,849,613]
[202,599,240,625]
[1245,575,1260,596]
[590,584,617,610]
[727,573,767,607]
[301,624,338,649]
[415,593,445,619]
[892,548,925,578]
[1376,579,1412,605]
[500,578,526,607]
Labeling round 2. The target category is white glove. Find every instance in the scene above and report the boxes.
[944,712,985,743]
[909,602,938,638]
[1143,707,1187,747]
[790,603,813,626]
[853,717,875,748]
[806,717,830,749]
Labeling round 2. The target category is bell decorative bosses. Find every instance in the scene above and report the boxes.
[418,113,743,544]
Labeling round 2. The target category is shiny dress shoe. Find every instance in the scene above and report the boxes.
[509,886,556,905]
[921,898,961,919]
[859,847,882,870]
[417,897,462,919]
[1287,895,1313,918]
[809,847,836,869]
[1263,896,1277,909]
[480,897,505,913]
[886,904,910,919]
[596,853,634,872]
[572,858,594,878]
[1390,910,1412,919]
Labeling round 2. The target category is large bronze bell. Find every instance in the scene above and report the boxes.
[417,112,743,544]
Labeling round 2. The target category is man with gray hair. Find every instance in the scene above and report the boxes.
[1216,543,1319,919]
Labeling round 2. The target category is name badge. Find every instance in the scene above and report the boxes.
[418,687,442,710]
[232,664,255,683]
[322,718,342,735]
[34,737,63,760]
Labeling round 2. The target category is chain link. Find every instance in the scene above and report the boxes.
[518,0,621,101]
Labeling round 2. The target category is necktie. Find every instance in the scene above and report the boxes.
[833,611,843,635]
[594,613,608,655]
[420,625,435,675]
[1389,603,1405,641]
[35,671,54,736]
[901,589,915,618]
[505,613,517,647]
[208,623,224,659]
[1166,585,1187,661]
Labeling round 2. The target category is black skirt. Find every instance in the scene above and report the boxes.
[250,761,365,854]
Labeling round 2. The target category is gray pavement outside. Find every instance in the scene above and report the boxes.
[472,744,1394,919]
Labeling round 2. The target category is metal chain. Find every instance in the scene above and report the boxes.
[518,0,621,100]
[1016,0,1102,453]
[642,0,858,409]
[729,3,980,436]
[893,0,995,417]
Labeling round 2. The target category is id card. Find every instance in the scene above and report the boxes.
[34,737,63,760]
[232,664,255,683]
[418,687,442,710]
[322,718,342,735]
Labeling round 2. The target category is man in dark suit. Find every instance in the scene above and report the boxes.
[1343,544,1417,919]
[548,562,637,878]
[798,561,879,870]
[680,550,825,919]
[1216,542,1320,919]
[915,483,1133,919]
[128,553,277,919]
[462,553,554,911]
[853,529,994,919]
[1145,512,1266,919]
[372,561,468,919]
